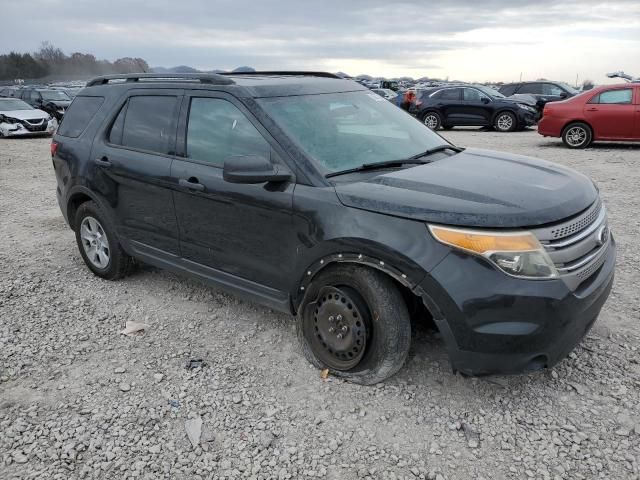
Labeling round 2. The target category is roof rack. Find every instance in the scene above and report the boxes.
[86,73,234,87]
[221,71,341,79]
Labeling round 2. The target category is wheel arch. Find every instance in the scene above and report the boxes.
[561,119,594,136]
[66,186,107,231]
[491,108,518,123]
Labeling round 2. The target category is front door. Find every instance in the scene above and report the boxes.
[171,92,296,292]
[461,87,492,126]
[584,88,635,139]
[90,89,182,255]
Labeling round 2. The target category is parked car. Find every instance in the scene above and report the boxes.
[538,83,640,148]
[17,87,71,121]
[412,84,538,131]
[371,88,398,101]
[52,72,615,384]
[499,81,579,109]
[0,98,57,137]
[0,86,24,98]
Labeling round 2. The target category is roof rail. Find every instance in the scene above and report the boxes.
[221,71,341,79]
[85,73,235,87]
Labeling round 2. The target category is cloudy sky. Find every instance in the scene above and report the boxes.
[2,0,640,83]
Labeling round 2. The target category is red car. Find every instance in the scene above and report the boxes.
[538,83,640,148]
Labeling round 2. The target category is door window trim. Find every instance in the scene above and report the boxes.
[101,88,183,159]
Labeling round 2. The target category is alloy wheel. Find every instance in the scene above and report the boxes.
[496,114,514,131]
[565,126,588,147]
[424,114,439,130]
[80,216,110,269]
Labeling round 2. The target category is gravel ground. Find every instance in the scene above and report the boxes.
[1,129,639,480]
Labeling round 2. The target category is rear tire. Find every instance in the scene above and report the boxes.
[74,201,134,280]
[297,264,411,385]
[422,111,442,130]
[494,111,517,132]
[562,122,592,149]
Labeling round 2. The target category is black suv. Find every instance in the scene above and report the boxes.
[498,81,579,108]
[52,73,615,384]
[412,85,538,132]
[18,87,71,120]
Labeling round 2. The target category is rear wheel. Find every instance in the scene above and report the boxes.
[562,122,592,149]
[422,112,442,130]
[297,264,411,385]
[75,201,134,280]
[494,111,517,132]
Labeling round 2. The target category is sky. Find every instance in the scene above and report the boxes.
[1,0,640,84]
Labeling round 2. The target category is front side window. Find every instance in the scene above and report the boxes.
[186,97,270,166]
[40,90,71,101]
[542,84,564,96]
[590,89,633,105]
[463,88,489,102]
[258,90,449,174]
[111,95,177,154]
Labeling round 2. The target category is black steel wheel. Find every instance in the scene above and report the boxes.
[297,264,411,385]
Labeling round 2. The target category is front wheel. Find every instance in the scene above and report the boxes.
[422,112,442,130]
[494,111,517,132]
[297,264,411,385]
[562,122,592,149]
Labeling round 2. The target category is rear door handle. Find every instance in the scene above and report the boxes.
[94,156,112,168]
[587,108,598,111]
[179,177,205,191]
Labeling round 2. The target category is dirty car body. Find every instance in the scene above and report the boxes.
[51,73,615,383]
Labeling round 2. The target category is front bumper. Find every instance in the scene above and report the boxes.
[0,119,57,137]
[516,109,537,127]
[420,236,616,375]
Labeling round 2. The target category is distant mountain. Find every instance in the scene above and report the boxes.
[232,66,256,73]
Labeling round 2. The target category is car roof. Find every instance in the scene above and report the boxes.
[82,72,367,98]
[588,83,637,93]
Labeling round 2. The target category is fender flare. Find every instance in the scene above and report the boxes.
[65,185,111,230]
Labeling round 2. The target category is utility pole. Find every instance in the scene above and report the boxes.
[519,72,522,82]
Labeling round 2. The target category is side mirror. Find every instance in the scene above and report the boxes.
[481,97,491,104]
[223,155,292,184]
[559,92,568,99]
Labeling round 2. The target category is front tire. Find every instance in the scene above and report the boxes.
[74,201,133,280]
[297,264,411,385]
[422,111,442,130]
[562,122,592,149]
[494,111,517,132]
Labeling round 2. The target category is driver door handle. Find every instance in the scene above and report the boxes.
[94,156,112,168]
[179,177,205,191]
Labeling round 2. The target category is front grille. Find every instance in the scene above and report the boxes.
[533,200,610,290]
[19,119,47,132]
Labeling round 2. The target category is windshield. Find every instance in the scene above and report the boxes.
[476,85,505,98]
[258,91,449,174]
[40,90,71,101]
[0,99,33,111]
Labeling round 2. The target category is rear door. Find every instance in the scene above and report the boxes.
[430,88,464,124]
[461,87,493,125]
[90,89,182,255]
[584,88,635,139]
[170,91,296,292]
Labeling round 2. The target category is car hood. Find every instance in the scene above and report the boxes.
[334,148,598,228]
[0,109,49,120]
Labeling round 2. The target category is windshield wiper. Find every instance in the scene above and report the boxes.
[407,144,463,160]
[326,145,463,178]
[326,158,430,178]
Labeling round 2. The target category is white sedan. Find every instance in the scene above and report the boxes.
[0,98,58,137]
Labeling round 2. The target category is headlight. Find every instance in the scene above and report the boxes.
[518,104,536,112]
[428,225,558,279]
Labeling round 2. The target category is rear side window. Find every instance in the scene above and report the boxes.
[589,89,633,105]
[111,95,177,154]
[57,96,105,138]
[433,88,461,100]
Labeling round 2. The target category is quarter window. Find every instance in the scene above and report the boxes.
[589,89,633,105]
[110,96,177,154]
[186,97,270,166]
[57,96,104,138]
